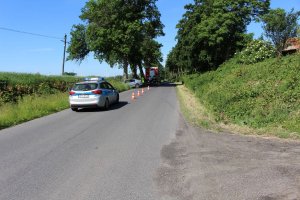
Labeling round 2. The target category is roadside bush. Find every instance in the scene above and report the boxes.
[236,39,276,64]
[0,73,80,105]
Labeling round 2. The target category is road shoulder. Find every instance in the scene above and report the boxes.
[155,115,300,199]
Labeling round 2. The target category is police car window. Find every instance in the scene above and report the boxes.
[100,82,109,89]
[73,83,98,91]
[102,82,112,90]
[106,83,114,90]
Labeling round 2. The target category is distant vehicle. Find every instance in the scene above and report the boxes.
[125,79,142,88]
[145,67,160,86]
[69,77,119,111]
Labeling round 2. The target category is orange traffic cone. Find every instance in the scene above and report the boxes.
[142,88,144,94]
[131,92,135,100]
[137,90,140,97]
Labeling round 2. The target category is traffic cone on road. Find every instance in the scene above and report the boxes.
[147,86,150,91]
[137,90,140,97]
[142,88,144,94]
[131,92,135,100]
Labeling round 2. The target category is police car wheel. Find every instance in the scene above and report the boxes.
[71,108,78,112]
[116,94,119,103]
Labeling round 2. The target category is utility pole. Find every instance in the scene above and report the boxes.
[62,34,67,75]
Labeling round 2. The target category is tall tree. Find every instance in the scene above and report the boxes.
[140,38,162,78]
[169,0,270,73]
[262,8,300,56]
[165,46,183,78]
[67,0,164,79]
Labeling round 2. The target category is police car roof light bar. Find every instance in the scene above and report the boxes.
[83,77,105,81]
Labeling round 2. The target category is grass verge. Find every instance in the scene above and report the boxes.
[177,85,300,140]
[176,85,215,129]
[0,92,69,130]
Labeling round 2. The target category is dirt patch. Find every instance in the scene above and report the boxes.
[155,116,300,200]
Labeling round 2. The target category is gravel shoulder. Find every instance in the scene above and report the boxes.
[156,113,300,200]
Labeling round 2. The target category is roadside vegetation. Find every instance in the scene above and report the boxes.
[181,54,300,139]
[106,76,131,93]
[165,0,300,139]
[0,72,129,130]
[0,93,69,129]
[0,72,80,105]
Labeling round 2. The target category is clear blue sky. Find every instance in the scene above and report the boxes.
[0,0,299,77]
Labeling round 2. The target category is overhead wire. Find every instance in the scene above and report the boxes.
[0,26,63,41]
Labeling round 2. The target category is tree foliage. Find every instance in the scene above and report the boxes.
[166,0,270,75]
[262,8,300,56]
[67,0,164,79]
[67,24,89,63]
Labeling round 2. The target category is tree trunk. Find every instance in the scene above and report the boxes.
[123,61,128,80]
[131,65,138,79]
[138,65,145,81]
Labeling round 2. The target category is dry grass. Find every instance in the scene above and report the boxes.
[176,85,215,128]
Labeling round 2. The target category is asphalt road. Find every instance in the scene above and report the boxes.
[0,85,180,200]
[156,116,300,200]
[1,84,300,200]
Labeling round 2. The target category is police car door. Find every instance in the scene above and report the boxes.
[106,82,117,102]
[102,82,113,103]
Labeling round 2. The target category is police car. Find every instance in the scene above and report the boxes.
[69,77,119,111]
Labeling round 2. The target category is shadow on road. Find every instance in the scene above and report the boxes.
[76,101,128,112]
[159,82,183,87]
[109,101,128,111]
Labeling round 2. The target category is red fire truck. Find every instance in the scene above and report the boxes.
[145,67,160,86]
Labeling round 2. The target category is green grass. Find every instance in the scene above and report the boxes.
[176,85,215,129]
[0,92,69,130]
[106,77,130,92]
[183,54,300,139]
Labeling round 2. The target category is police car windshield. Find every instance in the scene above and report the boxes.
[73,83,98,91]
